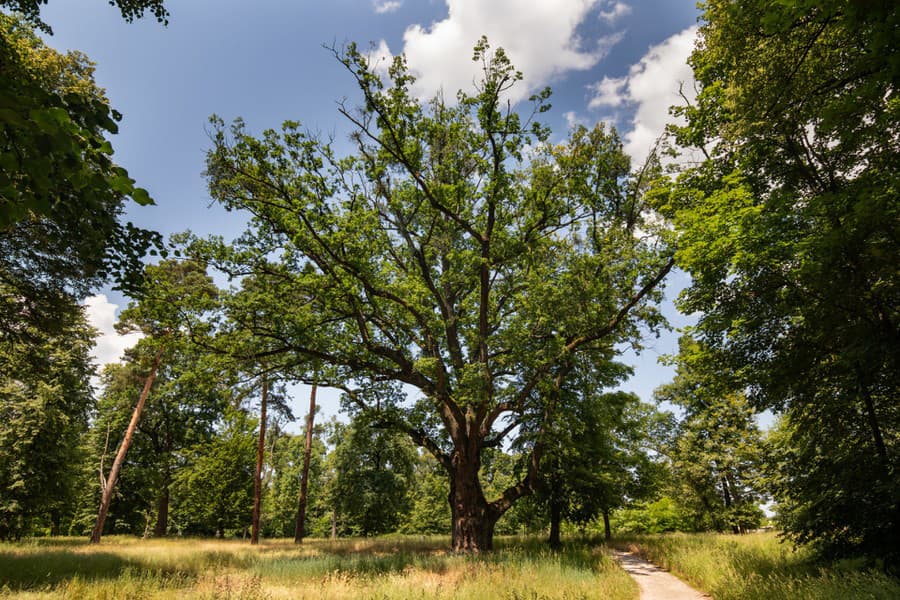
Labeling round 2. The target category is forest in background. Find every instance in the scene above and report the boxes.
[1,0,896,573]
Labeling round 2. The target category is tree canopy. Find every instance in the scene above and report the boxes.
[199,39,674,551]
[662,0,898,562]
[0,14,160,341]
[1,0,169,33]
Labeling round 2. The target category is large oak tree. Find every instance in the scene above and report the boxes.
[202,40,674,551]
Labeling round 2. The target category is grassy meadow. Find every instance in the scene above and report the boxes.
[0,535,636,599]
[619,532,900,600]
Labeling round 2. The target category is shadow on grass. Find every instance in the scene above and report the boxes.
[0,549,190,591]
[254,535,611,581]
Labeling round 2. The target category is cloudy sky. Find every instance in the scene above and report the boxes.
[41,0,701,422]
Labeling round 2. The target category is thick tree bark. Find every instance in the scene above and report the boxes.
[294,382,317,543]
[251,371,268,545]
[449,449,499,552]
[90,345,164,544]
[603,509,612,542]
[153,485,169,537]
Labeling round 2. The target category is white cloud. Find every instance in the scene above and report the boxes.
[385,0,620,104]
[587,75,627,108]
[366,39,394,77]
[598,1,631,24]
[563,110,583,129]
[588,26,698,164]
[83,294,142,368]
[373,0,402,14]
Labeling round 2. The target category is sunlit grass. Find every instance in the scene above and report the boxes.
[0,535,637,599]
[618,531,900,600]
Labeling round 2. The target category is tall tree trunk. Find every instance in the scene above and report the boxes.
[153,485,169,537]
[90,345,164,544]
[548,498,562,549]
[603,509,612,542]
[858,371,889,469]
[251,371,268,545]
[720,475,739,534]
[294,382,317,543]
[449,449,498,552]
[725,473,745,534]
[50,510,60,537]
[330,510,337,539]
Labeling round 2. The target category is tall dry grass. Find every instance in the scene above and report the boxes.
[619,531,899,600]
[0,535,637,599]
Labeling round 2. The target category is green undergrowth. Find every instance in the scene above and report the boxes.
[618,532,900,600]
[0,535,637,599]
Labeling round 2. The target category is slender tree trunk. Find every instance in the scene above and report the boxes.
[251,371,268,545]
[90,345,164,544]
[725,473,745,533]
[858,372,889,468]
[294,382,317,543]
[50,511,60,537]
[153,485,169,537]
[603,509,612,542]
[720,475,739,534]
[330,510,337,539]
[449,449,498,552]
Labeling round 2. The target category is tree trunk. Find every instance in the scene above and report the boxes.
[449,450,498,552]
[858,372,889,469]
[294,382,317,543]
[330,510,337,539]
[548,499,562,549]
[720,475,739,534]
[50,511,60,537]
[251,371,268,545]
[90,345,164,544]
[603,509,612,542]
[153,485,169,537]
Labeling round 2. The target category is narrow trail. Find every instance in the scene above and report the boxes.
[614,551,710,600]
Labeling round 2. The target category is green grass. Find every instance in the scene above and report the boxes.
[618,531,900,600]
[0,535,637,599]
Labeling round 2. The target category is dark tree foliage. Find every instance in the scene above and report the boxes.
[0,14,160,341]
[401,452,451,535]
[654,337,766,534]
[520,357,663,545]
[1,0,169,33]
[85,339,228,537]
[0,299,94,540]
[172,407,256,537]
[327,417,417,537]
[661,0,899,563]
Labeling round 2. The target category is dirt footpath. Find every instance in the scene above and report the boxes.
[614,551,711,600]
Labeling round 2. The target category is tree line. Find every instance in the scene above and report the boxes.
[1,0,896,567]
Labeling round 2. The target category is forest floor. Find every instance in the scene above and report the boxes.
[614,550,709,599]
[0,535,636,599]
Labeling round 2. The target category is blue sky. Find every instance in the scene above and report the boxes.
[40,0,703,425]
